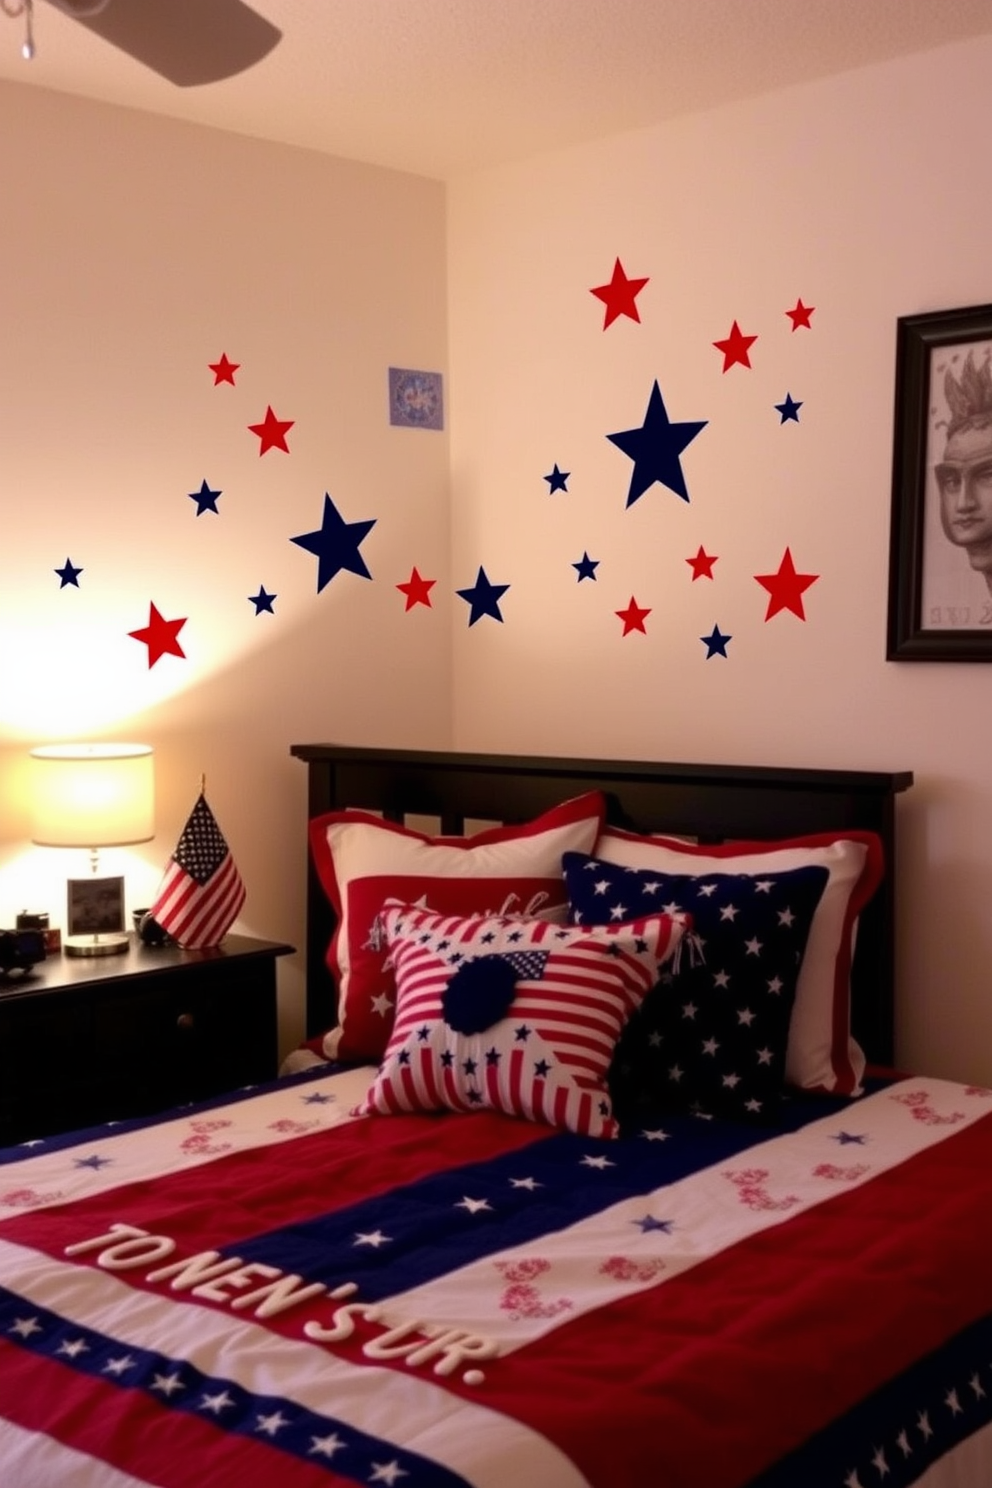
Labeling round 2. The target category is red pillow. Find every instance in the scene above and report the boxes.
[310,792,606,1062]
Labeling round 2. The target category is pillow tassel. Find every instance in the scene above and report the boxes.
[672,929,706,975]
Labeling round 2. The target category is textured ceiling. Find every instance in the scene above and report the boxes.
[2,0,992,180]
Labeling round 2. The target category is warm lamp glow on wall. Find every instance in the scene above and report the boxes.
[29,743,155,957]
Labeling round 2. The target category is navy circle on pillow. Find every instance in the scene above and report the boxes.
[442,954,518,1034]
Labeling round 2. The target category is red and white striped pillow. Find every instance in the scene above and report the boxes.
[352,898,687,1138]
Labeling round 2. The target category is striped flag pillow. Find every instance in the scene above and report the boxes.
[352,898,688,1138]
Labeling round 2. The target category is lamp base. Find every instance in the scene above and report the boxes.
[64,932,130,958]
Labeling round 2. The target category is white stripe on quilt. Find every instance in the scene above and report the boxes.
[376,1076,992,1349]
[0,1415,157,1488]
[916,1415,992,1488]
[0,1066,376,1218]
[0,1237,591,1488]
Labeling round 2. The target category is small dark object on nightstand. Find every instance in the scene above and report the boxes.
[136,912,173,947]
[0,929,46,977]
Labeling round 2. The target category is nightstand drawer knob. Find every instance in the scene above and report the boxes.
[176,1012,196,1032]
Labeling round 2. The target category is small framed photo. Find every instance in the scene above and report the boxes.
[888,303,992,660]
[67,876,125,936]
[388,367,444,431]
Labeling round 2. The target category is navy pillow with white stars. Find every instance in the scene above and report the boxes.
[562,853,829,1125]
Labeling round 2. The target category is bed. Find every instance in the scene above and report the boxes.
[4,742,992,1488]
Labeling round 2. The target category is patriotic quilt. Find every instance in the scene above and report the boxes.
[2,1064,992,1488]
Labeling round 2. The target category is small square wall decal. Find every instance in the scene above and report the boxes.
[388,367,444,430]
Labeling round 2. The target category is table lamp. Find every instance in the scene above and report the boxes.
[30,743,155,957]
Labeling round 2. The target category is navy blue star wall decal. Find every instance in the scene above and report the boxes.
[189,479,222,515]
[775,393,803,424]
[290,493,376,593]
[544,463,570,493]
[573,552,599,581]
[606,380,708,507]
[55,558,83,588]
[456,566,509,626]
[248,586,276,614]
[701,624,732,657]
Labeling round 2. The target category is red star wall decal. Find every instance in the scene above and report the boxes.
[590,258,649,329]
[396,567,436,610]
[713,320,758,371]
[208,353,240,385]
[616,596,651,635]
[128,602,187,666]
[754,548,819,620]
[686,546,718,580]
[785,299,815,331]
[249,405,294,455]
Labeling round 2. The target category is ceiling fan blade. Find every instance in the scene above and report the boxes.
[42,0,282,87]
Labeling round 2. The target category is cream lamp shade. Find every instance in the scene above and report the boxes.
[30,744,155,849]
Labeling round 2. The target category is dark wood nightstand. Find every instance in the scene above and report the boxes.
[0,934,294,1145]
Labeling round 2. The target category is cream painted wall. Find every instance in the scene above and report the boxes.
[0,81,451,1055]
[447,36,992,1085]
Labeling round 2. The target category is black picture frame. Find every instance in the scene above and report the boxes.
[888,303,992,660]
[67,876,125,937]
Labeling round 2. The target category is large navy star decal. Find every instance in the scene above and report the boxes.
[606,379,708,507]
[290,493,376,593]
[457,566,510,626]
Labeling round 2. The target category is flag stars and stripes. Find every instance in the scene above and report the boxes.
[777,907,797,927]
[104,1355,136,1375]
[745,936,763,956]
[510,1176,542,1190]
[833,1131,868,1145]
[697,883,718,897]
[870,1446,889,1477]
[969,1373,986,1399]
[56,1338,89,1359]
[737,1008,756,1026]
[514,1024,533,1041]
[633,1214,674,1233]
[74,1154,112,1169]
[151,1371,185,1396]
[370,1461,408,1485]
[917,1410,934,1440]
[713,971,731,989]
[580,1154,616,1170]
[256,1410,290,1436]
[895,1429,912,1457]
[10,1316,42,1339]
[200,1389,235,1414]
[149,791,245,950]
[310,1432,347,1458]
[354,1230,391,1247]
[702,1037,720,1056]
[457,1196,492,1214]
[946,1388,963,1416]
[718,904,740,921]
[609,902,629,920]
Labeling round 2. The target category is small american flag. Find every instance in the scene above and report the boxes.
[149,790,245,949]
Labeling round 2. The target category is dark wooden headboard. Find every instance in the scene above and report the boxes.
[290,744,914,1065]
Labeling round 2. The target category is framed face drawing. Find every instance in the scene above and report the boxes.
[888,303,992,660]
